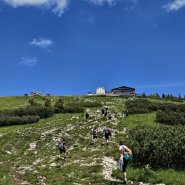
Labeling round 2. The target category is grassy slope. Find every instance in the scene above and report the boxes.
[0,96,184,185]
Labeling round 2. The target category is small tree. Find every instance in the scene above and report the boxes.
[156,93,160,98]
[54,98,64,113]
[28,98,37,106]
[45,98,51,107]
[162,93,165,99]
[142,92,146,98]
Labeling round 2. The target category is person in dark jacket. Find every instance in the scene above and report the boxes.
[58,139,68,160]
[103,127,112,145]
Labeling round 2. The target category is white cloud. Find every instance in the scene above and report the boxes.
[164,0,185,11]
[2,0,138,16]
[19,56,38,67]
[86,0,117,6]
[2,0,70,16]
[86,0,138,7]
[30,38,53,48]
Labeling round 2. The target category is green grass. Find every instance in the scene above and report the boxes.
[0,96,184,185]
[113,166,185,185]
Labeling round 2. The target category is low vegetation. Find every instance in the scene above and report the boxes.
[129,125,185,169]
[156,110,185,126]
[0,96,184,185]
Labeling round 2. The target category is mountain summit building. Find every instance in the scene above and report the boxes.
[111,86,135,96]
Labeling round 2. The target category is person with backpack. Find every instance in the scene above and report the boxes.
[91,127,98,144]
[108,127,112,140]
[103,127,111,145]
[85,112,90,119]
[90,127,94,141]
[108,113,112,120]
[104,110,108,118]
[101,108,105,116]
[125,110,129,117]
[119,140,132,184]
[58,139,67,160]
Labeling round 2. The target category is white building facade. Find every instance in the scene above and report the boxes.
[96,87,106,95]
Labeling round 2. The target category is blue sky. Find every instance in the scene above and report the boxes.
[0,0,185,96]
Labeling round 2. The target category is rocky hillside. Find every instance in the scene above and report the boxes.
[0,96,184,185]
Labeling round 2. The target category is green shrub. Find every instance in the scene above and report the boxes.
[54,98,64,113]
[64,106,84,113]
[129,125,185,169]
[44,98,51,107]
[126,99,185,114]
[156,110,185,126]
[157,103,185,113]
[127,108,151,114]
[0,115,40,126]
[29,106,54,118]
[28,98,38,106]
[79,101,102,108]
[126,99,152,109]
[125,99,154,114]
[0,106,54,118]
[0,106,54,127]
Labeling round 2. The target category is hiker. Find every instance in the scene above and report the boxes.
[108,113,112,120]
[104,110,108,118]
[122,111,126,118]
[103,127,111,145]
[101,108,105,116]
[58,139,67,160]
[119,140,132,184]
[90,128,94,141]
[125,110,129,117]
[104,107,108,118]
[108,127,112,140]
[91,127,98,144]
[85,112,90,119]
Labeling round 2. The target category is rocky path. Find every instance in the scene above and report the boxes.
[9,104,166,185]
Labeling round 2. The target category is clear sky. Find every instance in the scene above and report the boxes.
[0,0,185,96]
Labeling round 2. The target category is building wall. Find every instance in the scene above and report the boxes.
[112,89,135,96]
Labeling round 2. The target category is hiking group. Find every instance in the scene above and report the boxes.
[58,106,132,184]
[90,126,112,145]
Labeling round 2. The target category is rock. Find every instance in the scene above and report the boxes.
[50,163,57,167]
[33,158,43,166]
[33,170,39,174]
[6,151,12,154]
[102,156,119,182]
[38,176,47,185]
[28,142,37,151]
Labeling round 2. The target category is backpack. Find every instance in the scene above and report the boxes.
[105,129,109,134]
[59,142,64,150]
[93,129,97,136]
[123,154,132,161]
[108,129,111,135]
